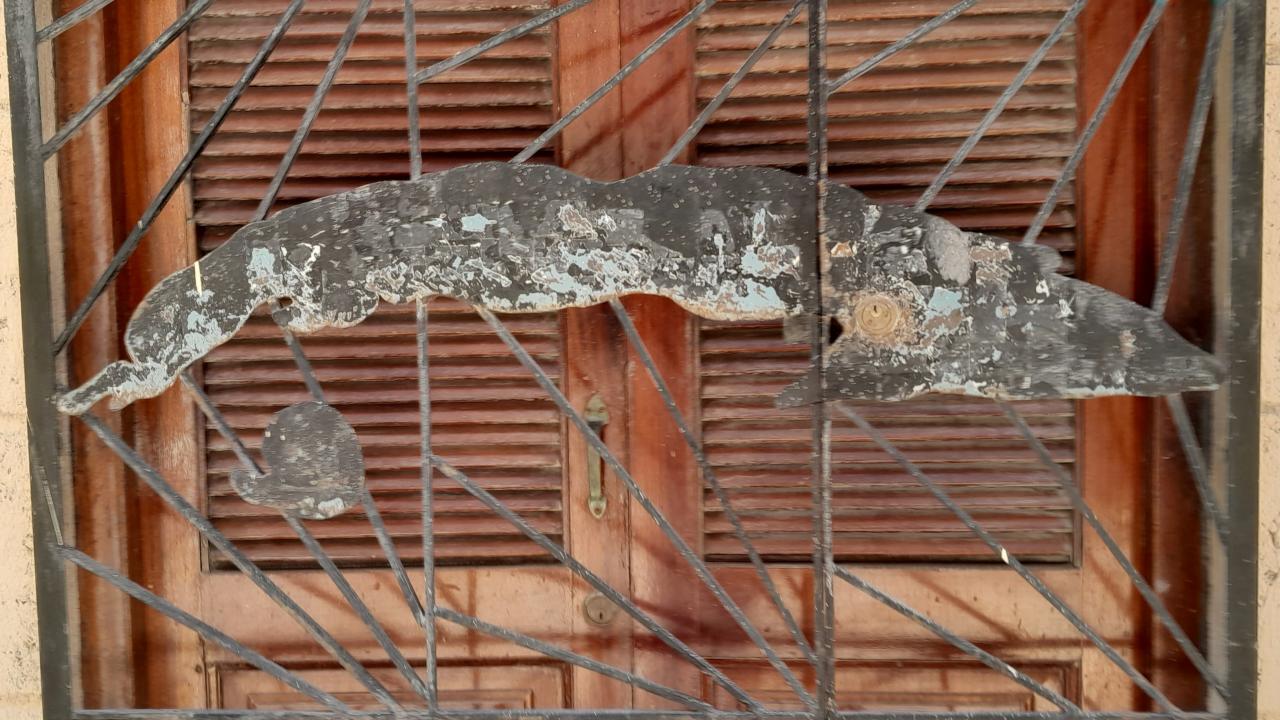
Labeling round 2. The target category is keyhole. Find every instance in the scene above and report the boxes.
[853,294,903,339]
[583,593,618,626]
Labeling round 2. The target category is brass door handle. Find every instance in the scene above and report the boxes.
[584,394,609,519]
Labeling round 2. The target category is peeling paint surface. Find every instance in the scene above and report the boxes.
[56,162,1222,414]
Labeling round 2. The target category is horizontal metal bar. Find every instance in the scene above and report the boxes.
[434,606,713,710]
[74,710,1230,720]
[413,0,596,85]
[40,0,215,158]
[35,0,115,43]
[57,546,350,714]
[825,0,976,96]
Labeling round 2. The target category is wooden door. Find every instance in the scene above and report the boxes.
[55,0,1212,713]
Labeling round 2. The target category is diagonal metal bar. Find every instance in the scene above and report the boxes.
[52,0,308,356]
[477,306,815,708]
[416,301,439,707]
[40,0,216,158]
[428,454,762,711]
[73,411,404,711]
[915,0,1087,211]
[57,546,352,714]
[36,0,115,43]
[435,606,714,711]
[1165,394,1230,548]
[834,403,1179,713]
[1021,0,1169,245]
[997,402,1227,700]
[510,0,719,163]
[825,0,977,96]
[253,0,372,222]
[832,566,1078,711]
[71,711,1232,720]
[609,299,817,667]
[807,1,836,716]
[658,0,805,167]
[1150,0,1227,315]
[285,515,431,702]
[413,0,597,85]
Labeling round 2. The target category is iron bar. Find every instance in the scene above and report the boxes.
[35,0,114,43]
[476,306,814,708]
[57,546,351,714]
[825,0,976,96]
[998,403,1228,698]
[807,0,836,717]
[39,0,216,158]
[285,514,431,701]
[404,0,423,181]
[52,0,308,356]
[915,0,1087,211]
[831,566,1078,711]
[1165,394,1230,547]
[413,0,596,85]
[416,300,439,708]
[1022,0,1169,245]
[1150,0,1226,314]
[73,412,403,711]
[428,454,761,710]
[834,404,1178,713]
[658,0,804,168]
[253,0,372,222]
[609,299,817,667]
[434,606,714,711]
[73,710,1231,720]
[510,0,719,163]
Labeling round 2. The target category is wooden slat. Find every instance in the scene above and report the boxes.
[190,0,561,567]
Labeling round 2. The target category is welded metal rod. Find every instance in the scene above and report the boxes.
[253,0,372,221]
[404,0,424,181]
[35,0,115,43]
[835,404,1177,712]
[916,0,1087,210]
[52,0,308,356]
[40,0,216,158]
[1022,0,1169,245]
[832,566,1078,711]
[609,299,816,667]
[826,0,976,96]
[1165,394,1230,547]
[73,412,403,711]
[72,709,1232,720]
[477,306,814,708]
[659,0,804,171]
[435,606,713,711]
[413,0,597,85]
[1150,0,1226,314]
[511,0,720,163]
[428,454,761,710]
[807,0,836,717]
[415,299,439,708]
[997,402,1228,700]
[57,546,351,714]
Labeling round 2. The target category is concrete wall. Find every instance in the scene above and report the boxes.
[0,4,1275,720]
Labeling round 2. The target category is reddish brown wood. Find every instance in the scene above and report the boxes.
[108,0,206,708]
[54,0,135,708]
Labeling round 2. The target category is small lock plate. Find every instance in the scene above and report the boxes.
[582,592,619,626]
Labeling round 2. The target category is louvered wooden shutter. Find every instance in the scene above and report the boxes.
[695,0,1078,563]
[190,0,560,567]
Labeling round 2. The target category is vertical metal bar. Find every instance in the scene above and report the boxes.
[4,1,73,717]
[1224,0,1263,715]
[807,0,836,715]
[416,300,438,708]
[404,0,423,181]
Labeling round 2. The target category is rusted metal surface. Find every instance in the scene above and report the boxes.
[229,401,365,520]
[57,162,1219,415]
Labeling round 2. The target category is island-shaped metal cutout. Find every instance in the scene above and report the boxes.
[57,162,1220,415]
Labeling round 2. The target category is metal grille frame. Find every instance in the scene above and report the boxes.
[2,1,1264,719]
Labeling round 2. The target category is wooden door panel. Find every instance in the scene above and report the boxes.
[218,663,566,710]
